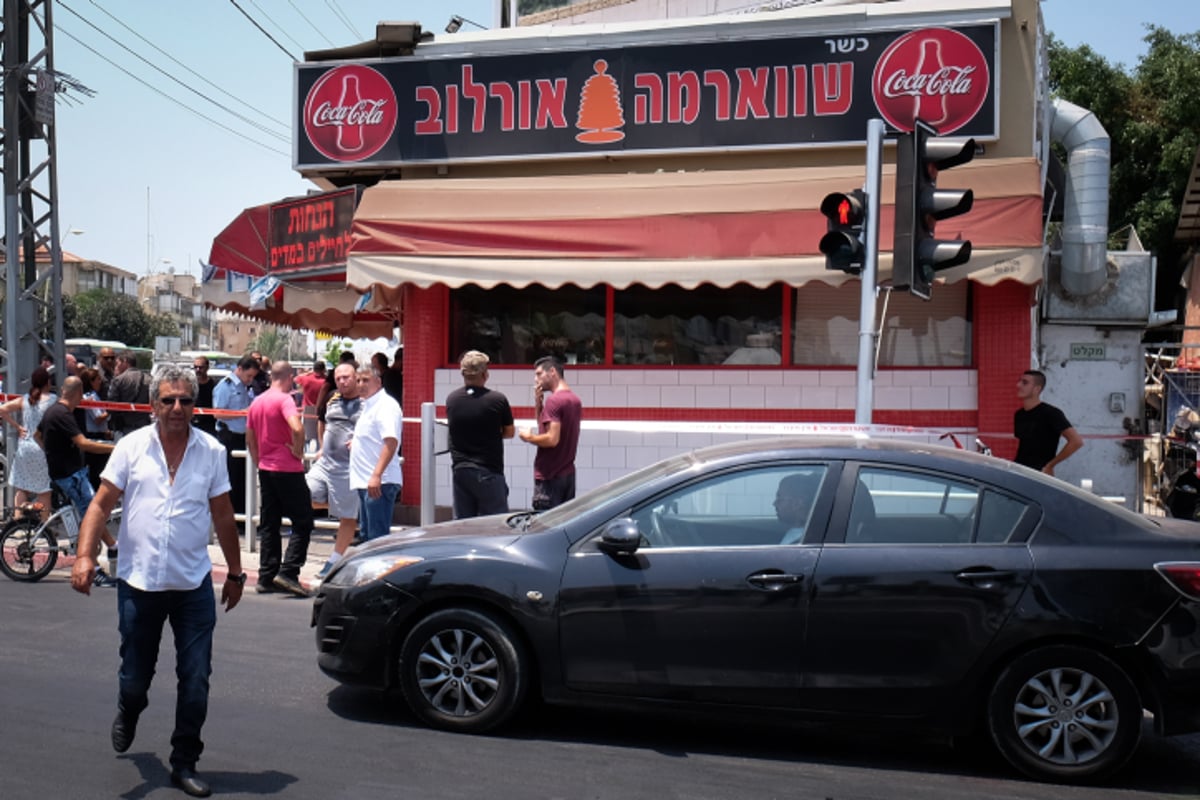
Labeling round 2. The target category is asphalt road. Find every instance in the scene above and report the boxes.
[3,571,1199,800]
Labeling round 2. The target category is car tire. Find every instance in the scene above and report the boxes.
[398,608,528,733]
[987,645,1142,782]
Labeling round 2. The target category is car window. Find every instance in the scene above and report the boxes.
[846,467,979,545]
[976,489,1031,543]
[631,465,829,548]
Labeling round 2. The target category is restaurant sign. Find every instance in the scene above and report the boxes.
[267,187,359,274]
[295,23,998,169]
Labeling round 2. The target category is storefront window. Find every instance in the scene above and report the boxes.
[450,284,606,365]
[613,284,783,365]
[792,281,970,367]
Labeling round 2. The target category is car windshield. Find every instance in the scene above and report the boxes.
[526,451,702,531]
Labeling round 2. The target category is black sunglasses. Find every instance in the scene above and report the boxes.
[159,396,196,407]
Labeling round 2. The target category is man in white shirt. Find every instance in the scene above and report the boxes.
[776,472,819,545]
[349,363,403,541]
[71,364,245,799]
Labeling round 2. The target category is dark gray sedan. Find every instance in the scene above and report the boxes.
[312,437,1200,783]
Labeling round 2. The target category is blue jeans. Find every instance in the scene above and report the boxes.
[54,466,95,519]
[116,574,216,770]
[357,483,400,540]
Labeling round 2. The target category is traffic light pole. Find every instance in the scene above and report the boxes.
[855,119,884,425]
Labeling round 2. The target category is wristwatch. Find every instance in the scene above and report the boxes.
[227,572,247,586]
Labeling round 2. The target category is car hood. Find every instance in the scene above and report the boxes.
[352,514,524,555]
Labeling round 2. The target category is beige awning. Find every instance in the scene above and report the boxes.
[346,158,1046,303]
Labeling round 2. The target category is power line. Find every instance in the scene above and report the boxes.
[247,0,307,54]
[325,0,362,41]
[55,24,289,157]
[83,0,290,133]
[228,0,299,61]
[287,0,336,48]
[59,1,289,142]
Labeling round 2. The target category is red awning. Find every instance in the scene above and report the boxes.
[204,201,394,338]
[347,158,1046,307]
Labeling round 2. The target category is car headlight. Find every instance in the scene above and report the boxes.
[327,554,424,587]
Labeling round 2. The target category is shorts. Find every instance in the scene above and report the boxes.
[306,459,359,520]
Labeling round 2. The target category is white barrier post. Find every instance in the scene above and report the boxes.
[242,448,257,552]
[421,402,435,527]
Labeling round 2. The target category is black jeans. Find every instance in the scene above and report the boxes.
[217,429,247,514]
[257,470,314,587]
[532,473,576,511]
[452,465,509,519]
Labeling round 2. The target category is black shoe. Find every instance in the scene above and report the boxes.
[170,766,211,798]
[254,582,278,594]
[93,567,119,588]
[111,712,137,753]
[272,574,311,597]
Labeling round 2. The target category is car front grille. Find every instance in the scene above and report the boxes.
[318,615,356,654]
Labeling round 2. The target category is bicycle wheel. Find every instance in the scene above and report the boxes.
[0,517,59,582]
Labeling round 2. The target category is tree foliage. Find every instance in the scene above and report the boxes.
[65,289,173,347]
[1048,27,1200,299]
[246,326,289,360]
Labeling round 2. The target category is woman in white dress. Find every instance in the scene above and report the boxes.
[0,366,57,515]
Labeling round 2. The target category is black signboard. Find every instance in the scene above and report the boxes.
[295,23,998,169]
[267,187,359,274]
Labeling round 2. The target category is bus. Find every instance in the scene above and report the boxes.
[65,338,156,369]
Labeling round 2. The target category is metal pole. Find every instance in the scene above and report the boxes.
[856,119,885,426]
[242,449,257,551]
[420,402,435,526]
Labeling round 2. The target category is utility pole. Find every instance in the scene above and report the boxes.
[2,1,91,503]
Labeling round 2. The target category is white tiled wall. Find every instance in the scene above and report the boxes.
[430,367,977,511]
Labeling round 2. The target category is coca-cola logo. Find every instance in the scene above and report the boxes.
[872,28,989,134]
[303,65,397,162]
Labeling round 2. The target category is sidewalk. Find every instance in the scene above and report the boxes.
[208,526,337,592]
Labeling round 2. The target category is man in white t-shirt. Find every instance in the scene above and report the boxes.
[349,363,403,540]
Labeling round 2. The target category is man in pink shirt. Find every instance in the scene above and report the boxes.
[246,361,314,597]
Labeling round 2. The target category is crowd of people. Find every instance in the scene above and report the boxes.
[2,344,597,589]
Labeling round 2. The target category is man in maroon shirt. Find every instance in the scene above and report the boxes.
[294,361,327,449]
[519,356,583,510]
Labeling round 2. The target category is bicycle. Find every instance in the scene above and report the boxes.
[0,487,120,583]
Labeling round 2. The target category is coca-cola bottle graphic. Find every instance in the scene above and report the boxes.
[337,74,364,152]
[914,39,947,127]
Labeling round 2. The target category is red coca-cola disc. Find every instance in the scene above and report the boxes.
[303,64,398,162]
[872,27,990,134]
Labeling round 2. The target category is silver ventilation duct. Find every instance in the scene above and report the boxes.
[1050,98,1111,296]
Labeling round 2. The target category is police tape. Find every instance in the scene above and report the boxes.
[0,394,1152,442]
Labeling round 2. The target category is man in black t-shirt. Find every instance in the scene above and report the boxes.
[107,353,152,438]
[446,351,514,518]
[1014,369,1084,476]
[191,356,217,436]
[37,376,119,585]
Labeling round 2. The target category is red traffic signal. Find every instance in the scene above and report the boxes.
[819,190,867,273]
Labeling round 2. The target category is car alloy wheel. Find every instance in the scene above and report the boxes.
[988,645,1142,782]
[398,608,528,733]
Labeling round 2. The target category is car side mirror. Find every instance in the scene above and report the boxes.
[597,518,642,555]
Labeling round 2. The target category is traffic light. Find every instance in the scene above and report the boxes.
[819,189,867,273]
[893,119,976,300]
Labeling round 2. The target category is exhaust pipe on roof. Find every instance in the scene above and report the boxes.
[1050,98,1111,296]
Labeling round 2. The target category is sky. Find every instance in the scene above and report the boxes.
[49,0,1198,282]
[53,0,500,279]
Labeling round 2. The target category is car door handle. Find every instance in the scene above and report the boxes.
[747,571,804,590]
[955,569,1017,586]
